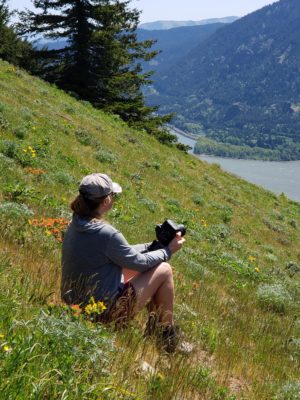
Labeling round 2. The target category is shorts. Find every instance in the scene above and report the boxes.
[97,281,136,326]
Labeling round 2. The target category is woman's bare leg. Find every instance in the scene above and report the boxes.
[130,262,174,325]
[122,268,140,282]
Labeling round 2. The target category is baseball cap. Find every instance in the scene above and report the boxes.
[79,173,122,200]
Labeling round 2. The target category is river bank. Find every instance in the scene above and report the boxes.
[172,129,300,203]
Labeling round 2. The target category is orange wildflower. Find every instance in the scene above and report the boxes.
[29,217,69,243]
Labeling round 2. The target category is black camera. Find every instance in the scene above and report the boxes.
[146,219,186,251]
[156,219,186,246]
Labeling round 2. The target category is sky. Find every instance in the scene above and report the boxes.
[9,0,279,23]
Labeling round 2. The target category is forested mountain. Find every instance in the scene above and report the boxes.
[139,17,237,30]
[137,24,225,77]
[150,0,300,160]
[38,24,225,71]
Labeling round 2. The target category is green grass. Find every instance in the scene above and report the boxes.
[1,59,300,399]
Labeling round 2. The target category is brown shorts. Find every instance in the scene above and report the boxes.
[97,282,136,326]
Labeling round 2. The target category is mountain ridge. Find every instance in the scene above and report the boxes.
[137,23,225,77]
[139,17,238,30]
[150,0,300,160]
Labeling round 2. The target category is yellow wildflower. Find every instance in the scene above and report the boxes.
[0,334,4,340]
[157,373,165,381]
[255,267,260,273]
[248,256,256,263]
[84,297,106,315]
[3,345,12,353]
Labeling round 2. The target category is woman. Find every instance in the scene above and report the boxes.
[61,173,185,352]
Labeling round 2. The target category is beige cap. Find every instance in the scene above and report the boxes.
[79,173,122,200]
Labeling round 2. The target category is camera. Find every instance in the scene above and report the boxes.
[146,219,186,251]
[156,219,186,246]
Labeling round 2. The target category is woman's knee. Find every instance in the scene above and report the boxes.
[156,262,173,279]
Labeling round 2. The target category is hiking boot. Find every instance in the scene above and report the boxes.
[157,324,180,354]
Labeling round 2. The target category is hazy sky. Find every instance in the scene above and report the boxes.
[9,0,279,23]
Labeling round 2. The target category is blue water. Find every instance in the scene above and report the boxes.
[173,131,300,203]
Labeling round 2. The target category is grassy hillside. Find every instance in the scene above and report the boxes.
[0,59,300,399]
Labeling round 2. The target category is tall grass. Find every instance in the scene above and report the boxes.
[0,59,300,399]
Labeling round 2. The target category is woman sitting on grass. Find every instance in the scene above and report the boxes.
[61,173,185,352]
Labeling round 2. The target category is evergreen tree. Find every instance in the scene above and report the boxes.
[18,0,178,145]
[0,0,33,68]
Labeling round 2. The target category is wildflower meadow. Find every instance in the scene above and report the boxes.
[0,60,300,399]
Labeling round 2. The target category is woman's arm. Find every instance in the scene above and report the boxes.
[106,231,171,272]
[131,243,152,253]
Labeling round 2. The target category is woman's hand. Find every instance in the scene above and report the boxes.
[168,232,185,255]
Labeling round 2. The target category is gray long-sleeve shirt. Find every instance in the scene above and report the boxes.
[61,215,171,307]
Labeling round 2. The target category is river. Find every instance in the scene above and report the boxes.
[173,130,300,203]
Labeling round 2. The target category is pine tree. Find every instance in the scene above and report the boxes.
[18,0,94,96]
[18,0,178,145]
[0,0,33,68]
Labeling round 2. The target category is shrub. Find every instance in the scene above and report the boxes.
[138,197,157,213]
[0,140,19,159]
[75,128,93,146]
[213,203,233,223]
[275,382,300,400]
[0,141,36,167]
[256,283,292,313]
[58,153,79,167]
[0,101,5,112]
[207,224,230,242]
[53,171,75,185]
[14,126,27,139]
[0,202,34,218]
[166,198,181,212]
[95,148,117,164]
[0,114,9,130]
[3,183,36,202]
[263,218,284,233]
[287,338,300,356]
[192,195,205,206]
[221,208,233,223]
[65,105,75,114]
[286,261,300,277]
[141,161,161,170]
[215,251,251,276]
[188,260,210,279]
[20,107,32,121]
[265,253,278,263]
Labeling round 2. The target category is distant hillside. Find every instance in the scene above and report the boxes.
[37,39,67,50]
[137,24,225,77]
[151,0,300,160]
[38,22,228,71]
[38,17,238,50]
[139,17,238,30]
